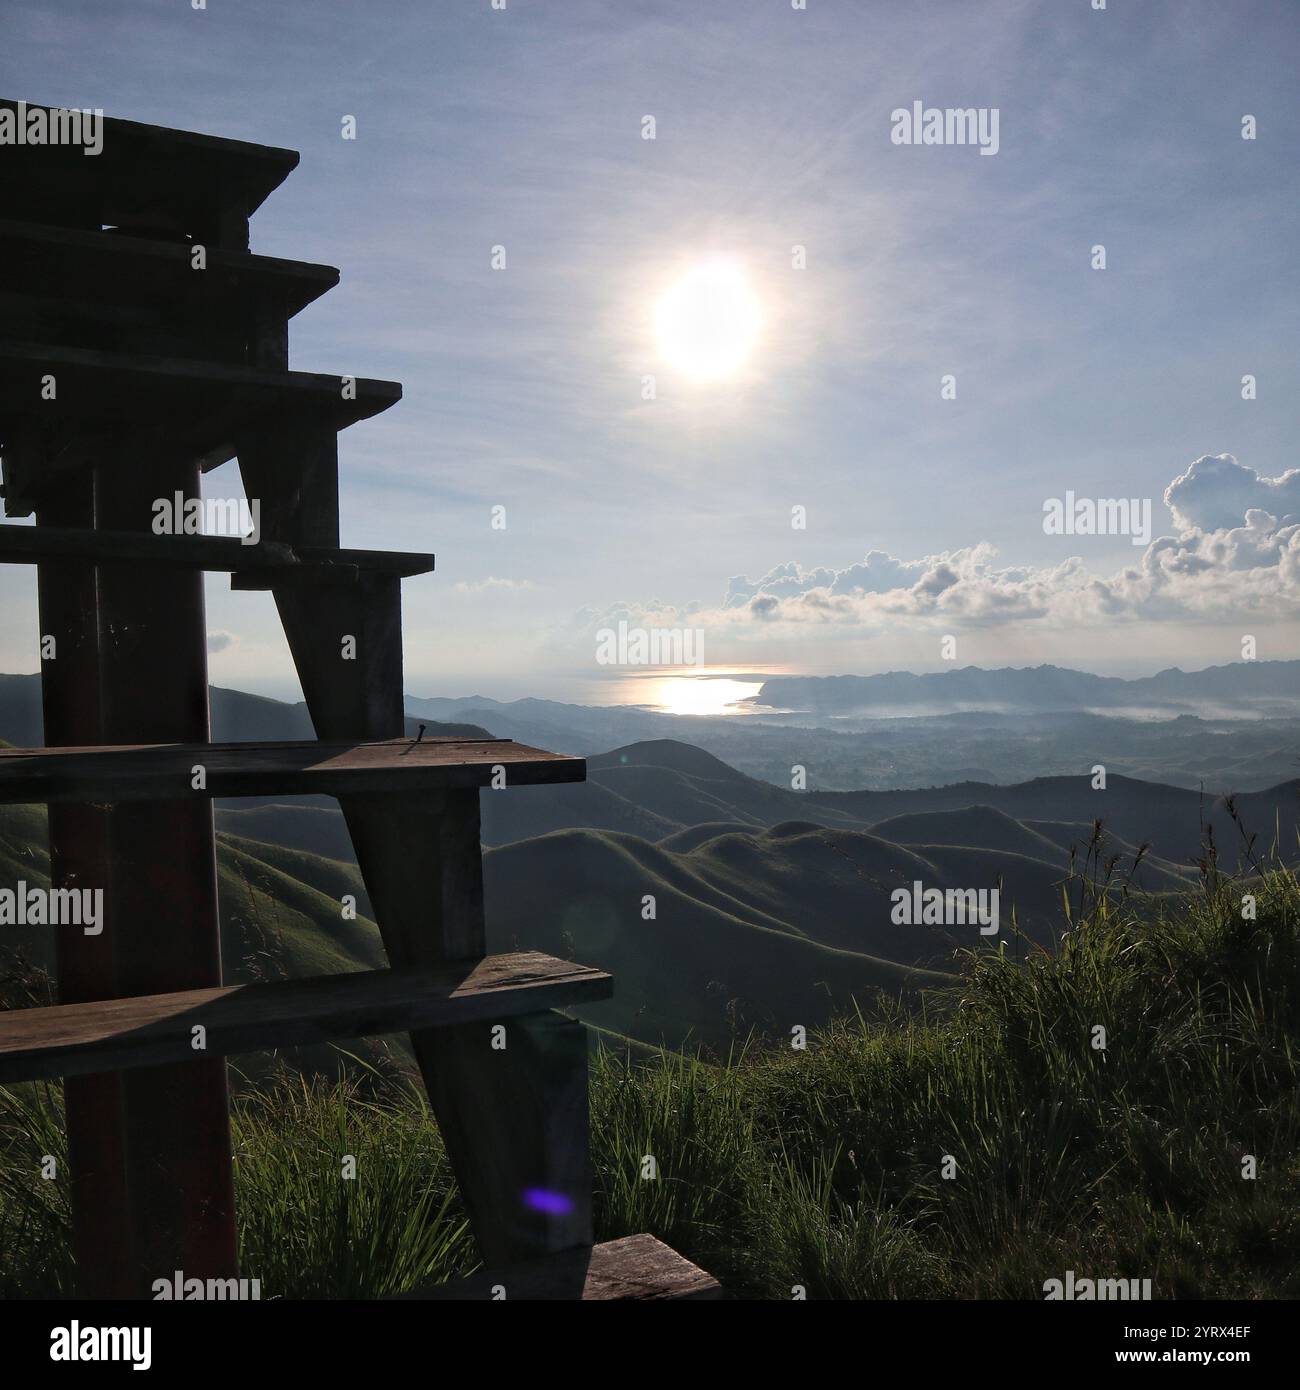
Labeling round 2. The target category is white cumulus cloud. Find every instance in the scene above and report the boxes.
[568,457,1300,642]
[1164,453,1300,532]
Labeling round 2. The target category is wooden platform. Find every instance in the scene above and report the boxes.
[0,523,434,588]
[402,1233,722,1301]
[0,736,586,803]
[0,952,612,1083]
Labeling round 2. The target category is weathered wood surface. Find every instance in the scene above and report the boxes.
[0,736,585,803]
[0,523,434,587]
[0,952,612,1084]
[401,1234,723,1301]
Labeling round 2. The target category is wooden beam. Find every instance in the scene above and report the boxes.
[415,1010,598,1264]
[0,953,613,1083]
[341,791,598,1264]
[34,475,136,1299]
[89,450,239,1295]
[271,577,407,727]
[235,414,341,547]
[0,523,434,586]
[0,736,585,803]
[400,1234,723,1301]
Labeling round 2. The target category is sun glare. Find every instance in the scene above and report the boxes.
[617,674,764,716]
[654,260,761,382]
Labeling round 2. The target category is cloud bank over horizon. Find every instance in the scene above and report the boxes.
[567,457,1300,652]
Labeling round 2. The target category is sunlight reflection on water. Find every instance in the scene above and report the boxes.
[625,675,763,716]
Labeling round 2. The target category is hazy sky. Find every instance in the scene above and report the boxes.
[2,0,1298,704]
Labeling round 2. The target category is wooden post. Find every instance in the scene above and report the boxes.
[40,452,240,1296]
[96,453,238,1292]
[35,475,135,1299]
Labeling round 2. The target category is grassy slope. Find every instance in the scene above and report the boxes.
[1,804,949,1053]
[486,826,951,1050]
[3,867,1297,1298]
[813,772,1300,871]
[215,833,384,981]
[0,804,382,983]
[215,804,358,863]
[0,805,49,905]
[3,803,1183,1053]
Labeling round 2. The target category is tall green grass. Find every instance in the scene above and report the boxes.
[2,868,1298,1298]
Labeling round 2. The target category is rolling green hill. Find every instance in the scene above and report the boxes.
[484,827,951,1049]
[812,771,1300,869]
[869,805,1192,891]
[0,807,397,1077]
[0,804,381,984]
[868,805,1069,861]
[7,733,1293,1056]
[215,803,359,862]
[484,740,1297,873]
[586,740,871,833]
[2,803,955,1054]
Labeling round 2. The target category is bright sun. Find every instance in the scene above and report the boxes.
[655,260,761,381]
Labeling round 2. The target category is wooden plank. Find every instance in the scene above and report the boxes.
[401,1234,723,1301]
[0,523,435,586]
[0,953,613,1083]
[0,736,584,803]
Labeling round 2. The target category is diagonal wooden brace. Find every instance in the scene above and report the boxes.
[237,423,595,1264]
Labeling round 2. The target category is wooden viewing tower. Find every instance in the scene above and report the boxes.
[0,100,717,1301]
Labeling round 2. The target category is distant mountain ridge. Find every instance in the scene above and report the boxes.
[4,669,1299,794]
[210,733,1291,882]
[750,660,1300,715]
[403,674,1300,793]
